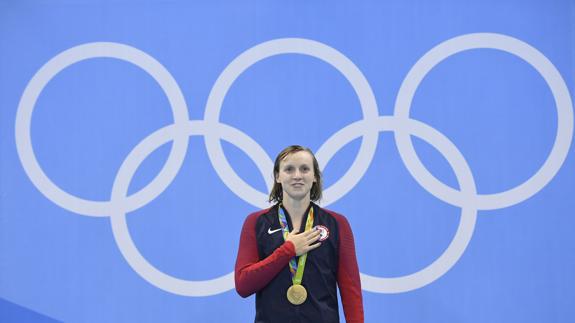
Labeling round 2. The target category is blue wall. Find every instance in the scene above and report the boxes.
[1,0,574,322]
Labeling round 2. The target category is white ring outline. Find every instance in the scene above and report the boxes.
[110,120,270,296]
[15,42,190,216]
[203,38,379,208]
[394,33,574,210]
[320,116,478,293]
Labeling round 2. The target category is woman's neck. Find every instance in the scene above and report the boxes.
[282,195,311,222]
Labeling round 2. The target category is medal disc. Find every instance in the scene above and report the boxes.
[286,284,307,305]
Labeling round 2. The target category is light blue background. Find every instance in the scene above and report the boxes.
[1,0,574,322]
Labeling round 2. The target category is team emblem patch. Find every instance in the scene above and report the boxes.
[314,225,329,241]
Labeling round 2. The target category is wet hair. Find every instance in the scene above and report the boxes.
[268,145,323,203]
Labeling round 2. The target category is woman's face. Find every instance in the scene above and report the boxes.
[275,151,316,202]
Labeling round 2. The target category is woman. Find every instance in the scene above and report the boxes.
[235,145,364,322]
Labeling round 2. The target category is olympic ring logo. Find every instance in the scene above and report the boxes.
[15,33,573,296]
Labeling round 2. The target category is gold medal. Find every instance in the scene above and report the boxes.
[286,284,307,305]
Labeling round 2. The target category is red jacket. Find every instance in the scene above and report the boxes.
[235,203,364,323]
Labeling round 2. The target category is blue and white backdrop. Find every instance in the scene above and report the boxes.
[1,0,574,322]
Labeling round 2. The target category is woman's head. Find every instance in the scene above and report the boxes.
[269,145,323,203]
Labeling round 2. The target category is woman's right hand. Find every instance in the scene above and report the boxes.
[286,228,322,256]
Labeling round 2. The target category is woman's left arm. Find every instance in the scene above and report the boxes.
[333,213,364,323]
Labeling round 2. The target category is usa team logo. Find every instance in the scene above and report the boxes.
[315,225,329,242]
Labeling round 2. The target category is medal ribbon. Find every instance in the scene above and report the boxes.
[278,205,314,285]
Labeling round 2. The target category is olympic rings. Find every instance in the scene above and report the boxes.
[15,33,573,296]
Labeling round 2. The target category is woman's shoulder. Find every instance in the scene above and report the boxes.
[315,203,346,219]
[315,204,353,229]
[243,205,277,225]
